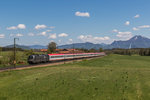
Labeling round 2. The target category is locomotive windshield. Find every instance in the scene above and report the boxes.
[28,55,34,59]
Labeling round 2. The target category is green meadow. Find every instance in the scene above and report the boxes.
[0,54,150,100]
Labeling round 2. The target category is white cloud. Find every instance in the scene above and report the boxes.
[138,25,150,29]
[132,25,150,31]
[132,27,139,31]
[79,35,85,39]
[49,33,57,39]
[28,33,34,36]
[10,33,25,37]
[116,31,132,40]
[35,24,47,29]
[112,29,118,33]
[125,21,130,26]
[16,33,23,37]
[75,11,90,17]
[38,30,52,36]
[94,36,110,40]
[0,34,5,38]
[38,31,47,36]
[7,24,26,30]
[134,14,140,18]
[69,39,73,42]
[58,33,68,37]
[7,26,17,30]
[78,35,110,43]
[17,24,26,29]
[46,30,52,32]
[41,31,47,36]
[113,29,132,40]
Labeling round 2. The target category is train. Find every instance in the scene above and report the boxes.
[27,52,105,64]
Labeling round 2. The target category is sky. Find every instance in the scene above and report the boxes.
[0,0,150,46]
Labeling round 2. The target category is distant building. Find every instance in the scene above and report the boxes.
[40,49,48,52]
[40,48,83,54]
[56,49,83,54]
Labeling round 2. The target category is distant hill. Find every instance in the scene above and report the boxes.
[29,45,47,49]
[58,35,150,49]
[5,44,30,50]
[58,42,108,49]
[5,45,47,50]
[110,35,150,49]
[4,35,150,50]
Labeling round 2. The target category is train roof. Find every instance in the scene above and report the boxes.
[48,52,104,56]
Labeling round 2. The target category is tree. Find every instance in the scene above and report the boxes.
[139,48,144,56]
[89,48,96,52]
[47,42,57,53]
[0,47,2,52]
[99,48,103,52]
[76,48,89,53]
[148,49,150,56]
[25,49,35,56]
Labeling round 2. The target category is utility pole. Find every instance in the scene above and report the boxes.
[73,43,74,63]
[14,38,19,68]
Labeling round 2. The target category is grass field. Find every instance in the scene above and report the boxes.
[0,54,150,100]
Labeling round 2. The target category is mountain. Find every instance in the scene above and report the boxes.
[29,45,47,49]
[58,35,150,49]
[110,35,150,49]
[5,45,47,50]
[4,35,150,50]
[5,44,30,50]
[58,42,107,49]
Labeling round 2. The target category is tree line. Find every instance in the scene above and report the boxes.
[105,48,150,56]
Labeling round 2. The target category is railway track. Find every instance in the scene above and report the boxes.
[0,55,105,72]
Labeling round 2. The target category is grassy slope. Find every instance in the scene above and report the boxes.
[0,54,150,100]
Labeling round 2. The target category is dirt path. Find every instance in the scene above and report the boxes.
[0,56,105,72]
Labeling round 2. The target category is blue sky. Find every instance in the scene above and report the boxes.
[0,0,150,46]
